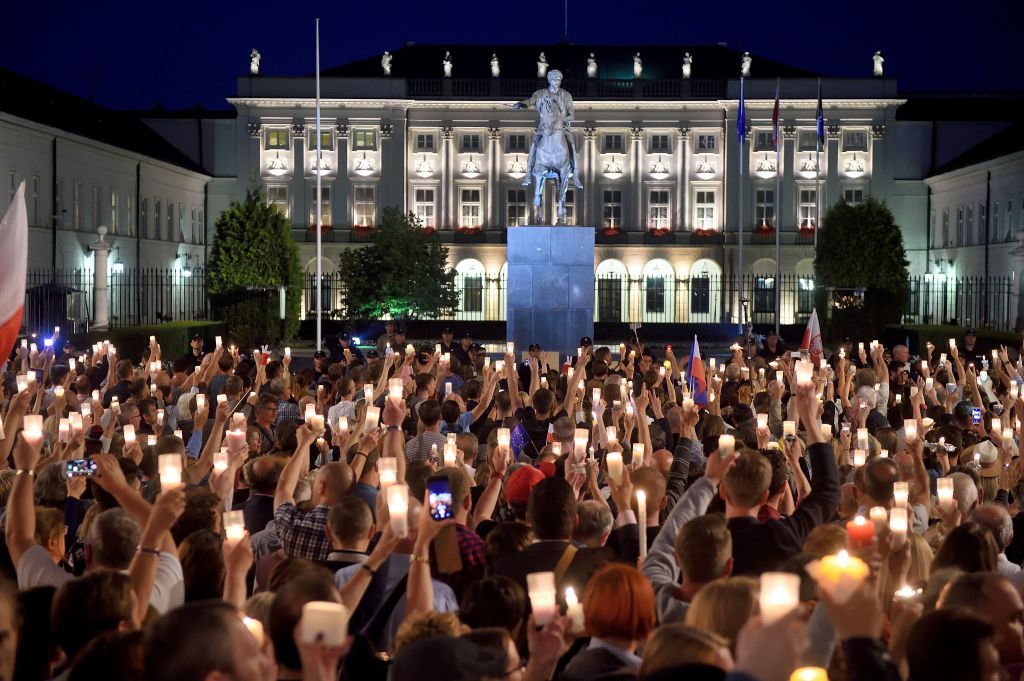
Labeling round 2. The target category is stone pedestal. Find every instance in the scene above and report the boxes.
[90,226,111,331]
[507,226,594,356]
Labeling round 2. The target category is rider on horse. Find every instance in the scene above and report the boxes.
[513,70,584,190]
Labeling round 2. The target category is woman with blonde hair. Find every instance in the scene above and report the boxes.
[684,576,757,654]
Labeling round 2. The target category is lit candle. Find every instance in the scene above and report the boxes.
[895,394,902,405]
[15,376,26,393]
[574,429,589,461]
[776,370,784,386]
[839,348,846,359]
[869,506,888,530]
[378,457,397,488]
[159,453,183,489]
[846,515,874,548]
[879,449,889,458]
[893,585,921,602]
[551,442,561,457]
[541,376,548,389]
[215,335,223,349]
[338,416,348,433]
[889,507,908,547]
[242,616,264,646]
[904,419,917,440]
[299,601,349,646]
[949,338,956,350]
[937,477,954,512]
[759,572,801,624]
[147,435,156,447]
[226,428,246,452]
[606,426,617,445]
[213,447,228,472]
[442,353,451,365]
[387,484,409,538]
[363,384,373,402]
[852,449,866,467]
[805,550,870,604]
[925,377,934,391]
[718,434,735,458]
[304,403,316,424]
[795,360,814,386]
[920,417,934,433]
[564,586,584,633]
[23,414,43,442]
[231,413,246,430]
[443,442,457,468]
[58,418,70,443]
[506,341,515,355]
[632,443,645,465]
[636,489,648,559]
[527,572,557,626]
[123,424,136,444]
[494,359,503,372]
[69,358,76,372]
[592,388,601,405]
[173,429,183,440]
[789,668,828,681]
[363,406,380,432]
[821,424,832,440]
[783,421,796,439]
[858,342,864,353]
[155,409,164,427]
[757,413,769,430]
[310,415,325,435]
[894,481,909,507]
[405,343,415,356]
[497,428,511,449]
[223,510,245,547]
[710,357,717,371]
[683,397,694,411]
[283,346,290,357]
[217,394,228,405]
[606,451,623,484]
[195,394,206,413]
[939,352,947,366]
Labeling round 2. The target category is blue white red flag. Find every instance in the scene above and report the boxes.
[771,79,781,150]
[816,80,825,151]
[687,336,708,405]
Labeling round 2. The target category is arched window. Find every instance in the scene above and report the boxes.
[642,259,675,322]
[454,259,485,319]
[687,259,722,322]
[595,259,628,322]
[305,257,335,315]
[795,259,815,317]
[750,258,776,321]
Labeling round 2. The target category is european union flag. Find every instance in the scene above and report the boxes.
[816,79,825,151]
[511,424,530,457]
[737,76,746,144]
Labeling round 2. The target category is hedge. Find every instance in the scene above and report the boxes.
[70,321,226,362]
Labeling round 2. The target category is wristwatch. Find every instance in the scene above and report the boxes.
[385,425,401,432]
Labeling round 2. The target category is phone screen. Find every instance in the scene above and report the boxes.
[427,476,454,521]
[65,459,97,478]
[972,408,983,425]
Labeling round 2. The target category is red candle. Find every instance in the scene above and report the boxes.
[846,515,874,549]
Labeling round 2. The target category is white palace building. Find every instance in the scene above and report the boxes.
[2,44,1023,330]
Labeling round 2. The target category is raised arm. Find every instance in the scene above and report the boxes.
[274,424,316,511]
[8,423,45,567]
[129,487,185,626]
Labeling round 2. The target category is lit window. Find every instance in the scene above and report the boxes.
[979,204,987,244]
[798,131,819,152]
[153,200,162,240]
[648,190,670,231]
[754,276,775,313]
[956,207,964,246]
[843,188,864,205]
[965,206,973,246]
[798,189,817,229]
[754,131,774,152]
[92,186,101,230]
[310,186,332,227]
[755,189,775,228]
[506,189,528,227]
[353,129,377,150]
[694,190,716,230]
[415,133,435,152]
[602,189,622,229]
[265,129,289,150]
[460,134,482,153]
[696,134,717,152]
[267,186,288,217]
[167,200,175,241]
[353,187,373,228]
[414,188,435,228]
[942,208,949,247]
[179,204,186,242]
[460,188,482,228]
[308,129,333,151]
[602,134,624,153]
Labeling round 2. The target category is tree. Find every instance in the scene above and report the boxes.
[207,186,303,346]
[337,208,458,321]
[815,197,909,335]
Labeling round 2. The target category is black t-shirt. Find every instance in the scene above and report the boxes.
[513,407,568,458]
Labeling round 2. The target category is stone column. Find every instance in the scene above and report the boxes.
[677,127,689,231]
[290,123,307,230]
[488,126,501,227]
[782,126,797,230]
[335,122,349,228]
[90,226,112,331]
[1012,233,1024,331]
[583,127,597,227]
[441,126,454,229]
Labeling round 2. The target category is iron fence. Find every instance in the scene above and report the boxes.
[23,268,208,335]
[22,268,1017,333]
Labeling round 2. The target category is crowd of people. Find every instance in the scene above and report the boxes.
[0,324,1019,681]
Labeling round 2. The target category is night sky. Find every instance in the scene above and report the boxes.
[2,0,1019,110]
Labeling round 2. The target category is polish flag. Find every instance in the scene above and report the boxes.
[800,308,823,361]
[0,182,27,362]
[687,336,708,405]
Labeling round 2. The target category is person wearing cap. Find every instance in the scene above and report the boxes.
[375,320,397,355]
[439,327,456,355]
[179,334,204,371]
[452,333,473,368]
[337,333,365,367]
[758,331,786,362]
[517,343,548,389]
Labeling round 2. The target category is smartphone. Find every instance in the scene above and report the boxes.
[946,383,957,395]
[66,459,97,478]
[426,475,454,521]
[971,407,983,425]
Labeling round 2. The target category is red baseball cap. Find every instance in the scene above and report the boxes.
[505,466,546,506]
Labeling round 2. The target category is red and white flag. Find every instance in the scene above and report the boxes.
[800,308,823,361]
[0,182,27,362]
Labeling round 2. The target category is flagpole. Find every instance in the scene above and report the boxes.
[774,78,781,337]
[315,18,323,352]
[815,78,821,261]
[737,75,745,336]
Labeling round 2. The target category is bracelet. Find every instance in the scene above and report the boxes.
[360,562,376,576]
[355,451,368,458]
[385,425,400,432]
[410,553,430,564]
[490,472,504,481]
[15,469,34,477]
[137,546,161,558]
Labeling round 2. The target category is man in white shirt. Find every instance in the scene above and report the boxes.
[972,504,1022,576]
